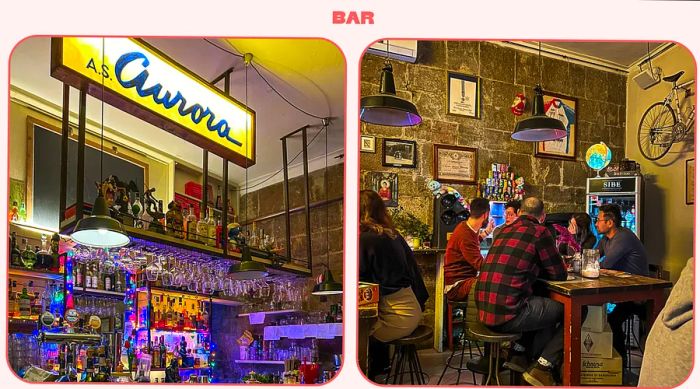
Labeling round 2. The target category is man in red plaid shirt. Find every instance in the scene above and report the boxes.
[475,197,567,386]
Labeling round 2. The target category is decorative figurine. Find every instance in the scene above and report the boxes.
[144,188,165,234]
[166,201,184,239]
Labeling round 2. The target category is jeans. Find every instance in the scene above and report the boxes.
[608,301,646,367]
[491,296,564,366]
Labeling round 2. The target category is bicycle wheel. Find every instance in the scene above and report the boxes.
[638,102,676,161]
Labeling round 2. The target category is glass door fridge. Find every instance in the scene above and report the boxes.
[586,176,643,241]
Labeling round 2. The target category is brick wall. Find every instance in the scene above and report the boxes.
[361,41,627,223]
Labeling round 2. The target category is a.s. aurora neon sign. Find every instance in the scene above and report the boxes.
[51,37,255,167]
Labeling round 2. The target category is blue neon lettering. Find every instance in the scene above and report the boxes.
[114,51,243,147]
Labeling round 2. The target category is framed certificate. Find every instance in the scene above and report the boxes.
[433,144,478,184]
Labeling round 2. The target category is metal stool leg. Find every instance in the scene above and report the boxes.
[385,346,398,384]
[494,343,502,386]
[467,340,477,384]
[483,343,495,385]
[414,348,427,385]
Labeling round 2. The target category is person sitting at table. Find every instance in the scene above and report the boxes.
[568,212,597,250]
[475,197,568,386]
[595,203,650,368]
[359,190,429,381]
[491,199,520,238]
[444,197,494,302]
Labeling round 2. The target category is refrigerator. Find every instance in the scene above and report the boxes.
[586,176,643,241]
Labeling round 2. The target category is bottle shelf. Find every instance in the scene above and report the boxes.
[73,287,125,297]
[234,360,285,365]
[237,309,300,318]
[8,267,64,281]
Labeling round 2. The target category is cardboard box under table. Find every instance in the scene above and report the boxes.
[581,349,622,385]
[581,323,613,359]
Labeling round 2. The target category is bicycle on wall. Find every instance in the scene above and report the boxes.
[637,70,695,161]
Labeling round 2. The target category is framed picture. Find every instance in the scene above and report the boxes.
[360,135,376,153]
[433,144,478,184]
[382,138,417,168]
[535,91,577,160]
[368,172,399,207]
[447,72,481,118]
[687,159,694,205]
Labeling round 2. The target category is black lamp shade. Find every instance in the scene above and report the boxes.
[512,85,567,142]
[228,246,268,280]
[71,195,129,248]
[360,63,422,127]
[312,269,342,296]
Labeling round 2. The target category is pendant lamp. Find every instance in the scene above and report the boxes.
[511,43,567,142]
[71,38,129,248]
[228,246,268,280]
[230,52,267,280]
[360,41,421,127]
[312,120,342,296]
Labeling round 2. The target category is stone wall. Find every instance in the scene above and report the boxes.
[361,41,627,224]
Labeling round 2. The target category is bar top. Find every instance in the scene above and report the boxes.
[540,269,672,296]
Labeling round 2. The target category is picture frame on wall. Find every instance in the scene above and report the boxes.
[382,138,417,168]
[368,172,399,207]
[447,72,481,118]
[535,91,578,160]
[433,144,478,185]
[360,135,376,153]
[687,159,694,205]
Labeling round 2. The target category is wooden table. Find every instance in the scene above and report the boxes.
[540,270,672,386]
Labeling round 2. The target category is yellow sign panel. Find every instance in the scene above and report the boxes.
[52,37,255,166]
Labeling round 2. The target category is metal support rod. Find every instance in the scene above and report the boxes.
[222,159,229,256]
[59,84,70,223]
[76,87,87,220]
[281,138,292,261]
[301,127,312,269]
[211,67,235,87]
[202,150,209,217]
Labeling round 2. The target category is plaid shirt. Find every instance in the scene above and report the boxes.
[476,215,567,326]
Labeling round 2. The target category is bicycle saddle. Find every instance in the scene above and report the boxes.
[663,71,684,83]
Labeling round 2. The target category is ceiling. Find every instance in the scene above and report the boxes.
[9,37,345,188]
[535,41,665,70]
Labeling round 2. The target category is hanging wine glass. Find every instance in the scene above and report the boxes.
[145,254,160,282]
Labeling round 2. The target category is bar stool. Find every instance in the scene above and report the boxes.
[438,300,482,384]
[385,325,433,385]
[468,321,521,385]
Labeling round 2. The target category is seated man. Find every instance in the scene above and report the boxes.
[491,199,520,239]
[595,203,650,366]
[444,197,493,302]
[475,197,567,386]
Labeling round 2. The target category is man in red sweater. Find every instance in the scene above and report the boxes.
[444,197,493,301]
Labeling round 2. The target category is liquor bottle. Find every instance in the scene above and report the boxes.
[131,194,144,228]
[207,208,217,247]
[153,338,161,368]
[20,238,36,269]
[76,263,83,288]
[8,280,17,317]
[186,205,198,242]
[215,185,222,210]
[115,272,123,292]
[215,217,223,249]
[8,201,19,222]
[85,263,93,288]
[201,302,209,331]
[50,233,61,273]
[92,264,99,290]
[18,202,27,223]
[34,245,44,269]
[197,208,210,246]
[10,232,22,267]
[160,336,167,368]
[31,289,43,319]
[104,271,113,292]
[36,234,52,269]
[19,287,31,318]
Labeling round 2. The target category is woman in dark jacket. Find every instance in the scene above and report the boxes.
[359,190,429,380]
[568,212,597,250]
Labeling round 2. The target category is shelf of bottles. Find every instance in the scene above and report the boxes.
[132,288,212,371]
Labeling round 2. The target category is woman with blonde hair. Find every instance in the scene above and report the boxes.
[359,190,428,380]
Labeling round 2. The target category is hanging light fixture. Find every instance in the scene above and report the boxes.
[71,38,129,248]
[360,40,422,127]
[312,119,342,296]
[230,52,267,280]
[511,42,567,142]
